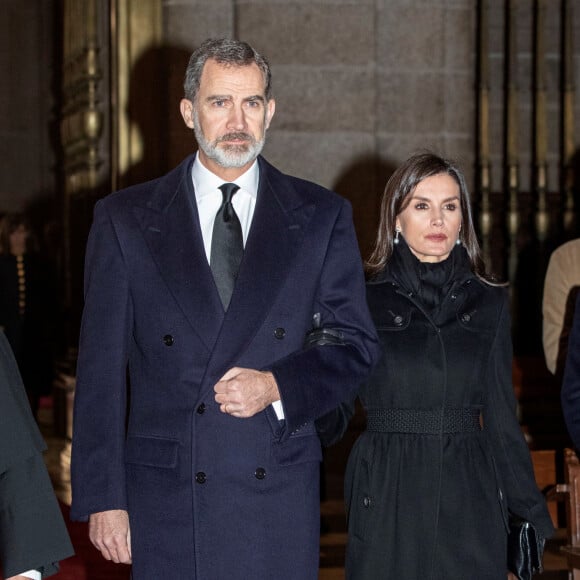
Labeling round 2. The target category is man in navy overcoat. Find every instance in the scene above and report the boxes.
[70,38,379,579]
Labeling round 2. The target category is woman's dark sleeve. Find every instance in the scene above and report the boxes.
[483,291,555,540]
[315,397,357,447]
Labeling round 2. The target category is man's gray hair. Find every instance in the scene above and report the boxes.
[184,38,272,103]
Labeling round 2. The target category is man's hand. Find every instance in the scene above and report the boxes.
[89,509,132,564]
[214,368,280,418]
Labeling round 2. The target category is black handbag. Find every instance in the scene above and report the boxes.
[507,514,545,580]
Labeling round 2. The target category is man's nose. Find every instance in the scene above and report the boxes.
[226,105,246,130]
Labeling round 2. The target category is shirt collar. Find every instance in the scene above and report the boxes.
[191,153,259,201]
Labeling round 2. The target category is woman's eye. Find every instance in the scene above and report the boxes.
[415,203,428,210]
[445,203,457,211]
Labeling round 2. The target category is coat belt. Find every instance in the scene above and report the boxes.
[366,408,481,434]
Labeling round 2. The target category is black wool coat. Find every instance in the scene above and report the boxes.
[321,245,554,580]
[0,331,73,578]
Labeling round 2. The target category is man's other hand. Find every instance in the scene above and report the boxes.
[89,509,132,564]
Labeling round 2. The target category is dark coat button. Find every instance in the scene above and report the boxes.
[274,327,286,339]
[255,467,266,480]
[393,315,403,326]
[197,403,206,415]
[163,334,174,346]
[461,313,471,323]
[195,472,206,484]
[363,496,372,508]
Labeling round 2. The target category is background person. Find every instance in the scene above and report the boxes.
[542,238,580,376]
[560,294,580,450]
[0,329,73,579]
[0,213,57,419]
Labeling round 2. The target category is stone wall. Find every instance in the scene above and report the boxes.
[0,0,57,214]
[162,0,477,255]
[2,0,579,257]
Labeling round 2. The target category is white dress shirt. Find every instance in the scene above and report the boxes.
[19,570,41,579]
[190,155,284,419]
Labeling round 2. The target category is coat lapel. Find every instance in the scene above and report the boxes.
[132,157,224,352]
[200,158,315,390]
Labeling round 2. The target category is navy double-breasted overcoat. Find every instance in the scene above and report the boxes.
[70,155,380,579]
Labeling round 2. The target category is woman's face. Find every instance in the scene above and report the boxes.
[9,224,29,252]
[395,173,462,263]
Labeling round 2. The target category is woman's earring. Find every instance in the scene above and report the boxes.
[394,227,401,245]
[456,238,461,246]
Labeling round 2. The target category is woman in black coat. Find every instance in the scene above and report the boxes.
[319,153,553,580]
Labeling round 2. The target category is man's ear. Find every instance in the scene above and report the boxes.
[265,98,276,130]
[180,99,195,129]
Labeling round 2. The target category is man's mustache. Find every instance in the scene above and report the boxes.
[217,132,254,144]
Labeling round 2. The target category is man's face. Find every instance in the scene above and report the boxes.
[180,59,275,178]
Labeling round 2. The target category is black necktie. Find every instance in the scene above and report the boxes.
[210,183,243,309]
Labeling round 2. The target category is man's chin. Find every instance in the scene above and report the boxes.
[212,154,255,169]
[214,146,260,168]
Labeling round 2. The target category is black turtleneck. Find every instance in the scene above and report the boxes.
[389,237,473,315]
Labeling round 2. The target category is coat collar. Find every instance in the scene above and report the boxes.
[368,242,477,289]
[132,155,315,379]
[132,156,224,352]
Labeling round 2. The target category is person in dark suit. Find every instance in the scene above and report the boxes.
[70,38,380,579]
[561,295,580,448]
[0,330,73,579]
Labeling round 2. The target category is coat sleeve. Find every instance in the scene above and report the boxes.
[542,243,580,376]
[483,291,554,539]
[268,200,380,440]
[315,397,356,447]
[542,249,566,375]
[561,294,580,449]
[70,200,133,520]
[0,454,74,579]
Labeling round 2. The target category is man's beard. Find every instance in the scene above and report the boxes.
[193,110,266,169]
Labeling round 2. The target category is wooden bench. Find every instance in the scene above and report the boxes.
[546,448,580,578]
[531,449,558,528]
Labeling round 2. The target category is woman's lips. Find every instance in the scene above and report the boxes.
[425,234,447,241]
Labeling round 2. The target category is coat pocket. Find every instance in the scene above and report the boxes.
[272,427,322,466]
[346,454,374,542]
[125,435,179,469]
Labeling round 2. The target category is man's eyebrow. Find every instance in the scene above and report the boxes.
[204,94,265,104]
[206,94,231,102]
